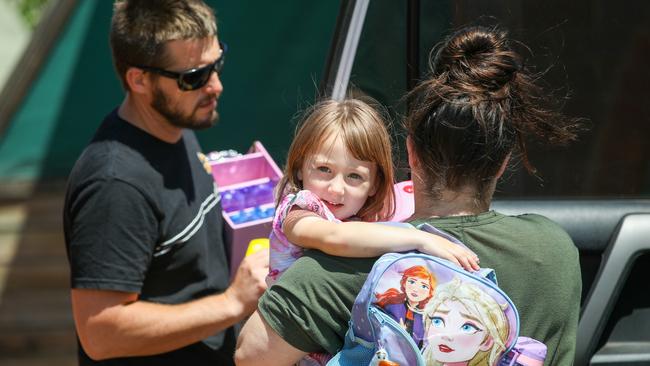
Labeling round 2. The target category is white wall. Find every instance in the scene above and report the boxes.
[0,1,30,88]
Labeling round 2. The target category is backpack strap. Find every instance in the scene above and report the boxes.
[415,222,474,251]
[415,222,497,283]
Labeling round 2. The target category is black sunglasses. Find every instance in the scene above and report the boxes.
[136,42,227,91]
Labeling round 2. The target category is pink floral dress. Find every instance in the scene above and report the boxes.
[267,190,339,285]
[267,190,338,366]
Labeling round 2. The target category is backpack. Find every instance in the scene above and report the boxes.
[326,223,546,366]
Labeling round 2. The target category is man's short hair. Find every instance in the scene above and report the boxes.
[110,0,217,90]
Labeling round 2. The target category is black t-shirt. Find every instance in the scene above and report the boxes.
[64,110,233,365]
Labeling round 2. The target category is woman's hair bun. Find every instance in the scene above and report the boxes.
[433,26,520,93]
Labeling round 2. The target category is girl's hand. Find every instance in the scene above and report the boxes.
[418,235,480,272]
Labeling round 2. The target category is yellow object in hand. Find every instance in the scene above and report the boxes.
[246,238,270,256]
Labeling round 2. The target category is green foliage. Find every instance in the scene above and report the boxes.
[9,0,51,29]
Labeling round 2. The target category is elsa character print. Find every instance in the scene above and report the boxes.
[422,277,509,366]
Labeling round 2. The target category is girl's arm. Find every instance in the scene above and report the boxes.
[283,209,480,271]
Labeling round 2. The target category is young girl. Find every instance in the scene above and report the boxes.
[268,98,479,284]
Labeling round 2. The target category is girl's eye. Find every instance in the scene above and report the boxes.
[420,284,429,290]
[431,316,444,328]
[460,322,481,334]
[407,279,416,285]
[348,172,363,180]
[316,166,331,173]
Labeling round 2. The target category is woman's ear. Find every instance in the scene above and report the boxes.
[495,153,512,180]
[125,67,150,95]
[406,136,419,170]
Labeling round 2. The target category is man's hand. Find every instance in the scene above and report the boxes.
[70,249,269,360]
[225,249,269,315]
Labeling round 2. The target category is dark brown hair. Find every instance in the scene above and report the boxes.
[110,0,217,90]
[405,26,581,204]
[277,99,396,221]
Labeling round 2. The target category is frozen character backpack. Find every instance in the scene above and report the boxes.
[327,223,546,366]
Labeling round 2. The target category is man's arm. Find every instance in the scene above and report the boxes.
[72,250,268,360]
[234,311,307,366]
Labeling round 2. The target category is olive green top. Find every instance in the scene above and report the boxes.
[258,211,581,366]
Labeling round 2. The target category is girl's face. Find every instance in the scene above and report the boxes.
[404,276,431,304]
[299,134,377,220]
[425,299,492,363]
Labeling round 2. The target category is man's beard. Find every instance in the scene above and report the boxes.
[151,85,219,130]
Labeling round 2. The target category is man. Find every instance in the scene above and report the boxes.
[64,1,268,364]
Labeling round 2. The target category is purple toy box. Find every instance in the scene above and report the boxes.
[209,141,282,278]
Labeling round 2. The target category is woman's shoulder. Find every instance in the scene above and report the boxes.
[496,211,575,247]
[501,212,565,229]
[497,210,563,226]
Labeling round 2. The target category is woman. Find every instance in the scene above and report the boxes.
[398,25,582,366]
[235,25,582,366]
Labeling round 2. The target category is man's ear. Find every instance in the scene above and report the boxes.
[125,67,150,94]
[479,335,494,351]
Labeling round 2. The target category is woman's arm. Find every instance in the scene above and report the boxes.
[283,209,480,271]
[235,311,307,366]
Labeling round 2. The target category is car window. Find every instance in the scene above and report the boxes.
[347,0,650,197]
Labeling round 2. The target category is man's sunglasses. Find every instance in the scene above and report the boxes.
[136,42,227,91]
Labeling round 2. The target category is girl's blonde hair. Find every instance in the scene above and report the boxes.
[422,277,510,366]
[277,98,395,221]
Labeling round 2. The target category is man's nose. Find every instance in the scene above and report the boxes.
[205,71,223,95]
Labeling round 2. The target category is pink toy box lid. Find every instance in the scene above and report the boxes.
[208,141,282,278]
